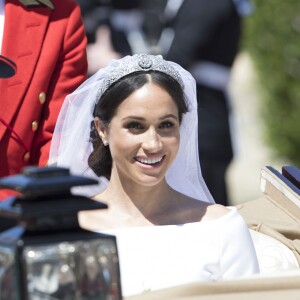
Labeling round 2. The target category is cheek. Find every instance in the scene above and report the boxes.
[109,132,138,157]
[170,135,180,155]
[163,132,180,156]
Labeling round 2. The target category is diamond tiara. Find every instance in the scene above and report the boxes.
[97,54,184,99]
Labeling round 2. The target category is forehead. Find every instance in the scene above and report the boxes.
[115,83,178,116]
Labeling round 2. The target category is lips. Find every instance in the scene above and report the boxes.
[135,156,164,165]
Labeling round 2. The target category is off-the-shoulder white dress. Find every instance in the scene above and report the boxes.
[102,207,259,297]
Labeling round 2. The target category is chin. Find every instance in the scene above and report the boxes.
[134,174,165,187]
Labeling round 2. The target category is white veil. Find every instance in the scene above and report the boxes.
[49,54,215,204]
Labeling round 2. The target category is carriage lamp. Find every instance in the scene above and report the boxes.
[0,166,122,300]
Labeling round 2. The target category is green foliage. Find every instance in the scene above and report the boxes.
[242,0,300,165]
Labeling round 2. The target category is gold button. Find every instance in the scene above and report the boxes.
[39,92,46,104]
[32,120,38,131]
[23,152,30,162]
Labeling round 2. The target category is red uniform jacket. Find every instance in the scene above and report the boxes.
[0,0,88,199]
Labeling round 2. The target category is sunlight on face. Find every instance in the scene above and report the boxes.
[105,82,181,187]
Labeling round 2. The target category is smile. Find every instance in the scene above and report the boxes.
[135,156,164,165]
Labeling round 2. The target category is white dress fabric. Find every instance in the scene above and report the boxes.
[102,207,259,297]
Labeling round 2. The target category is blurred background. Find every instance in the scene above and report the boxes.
[228,0,300,204]
[76,0,300,205]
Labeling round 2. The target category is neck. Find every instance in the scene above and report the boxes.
[96,174,175,223]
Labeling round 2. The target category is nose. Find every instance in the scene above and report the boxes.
[141,127,162,152]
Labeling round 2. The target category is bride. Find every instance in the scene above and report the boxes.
[49,54,259,296]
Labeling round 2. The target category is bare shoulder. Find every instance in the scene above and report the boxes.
[202,204,231,221]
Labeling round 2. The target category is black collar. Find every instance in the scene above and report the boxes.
[18,0,54,10]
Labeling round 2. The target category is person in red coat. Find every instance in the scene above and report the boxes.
[0,0,88,199]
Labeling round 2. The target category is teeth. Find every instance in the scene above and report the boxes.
[138,157,163,165]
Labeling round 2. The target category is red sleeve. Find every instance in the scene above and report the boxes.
[32,1,88,166]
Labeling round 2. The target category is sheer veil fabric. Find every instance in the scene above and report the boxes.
[49,54,215,204]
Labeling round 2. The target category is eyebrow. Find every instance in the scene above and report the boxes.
[122,114,178,121]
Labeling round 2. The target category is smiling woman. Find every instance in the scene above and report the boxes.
[49,54,259,296]
[90,71,185,185]
[97,83,180,186]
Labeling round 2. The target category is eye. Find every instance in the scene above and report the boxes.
[159,121,175,129]
[126,122,143,131]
